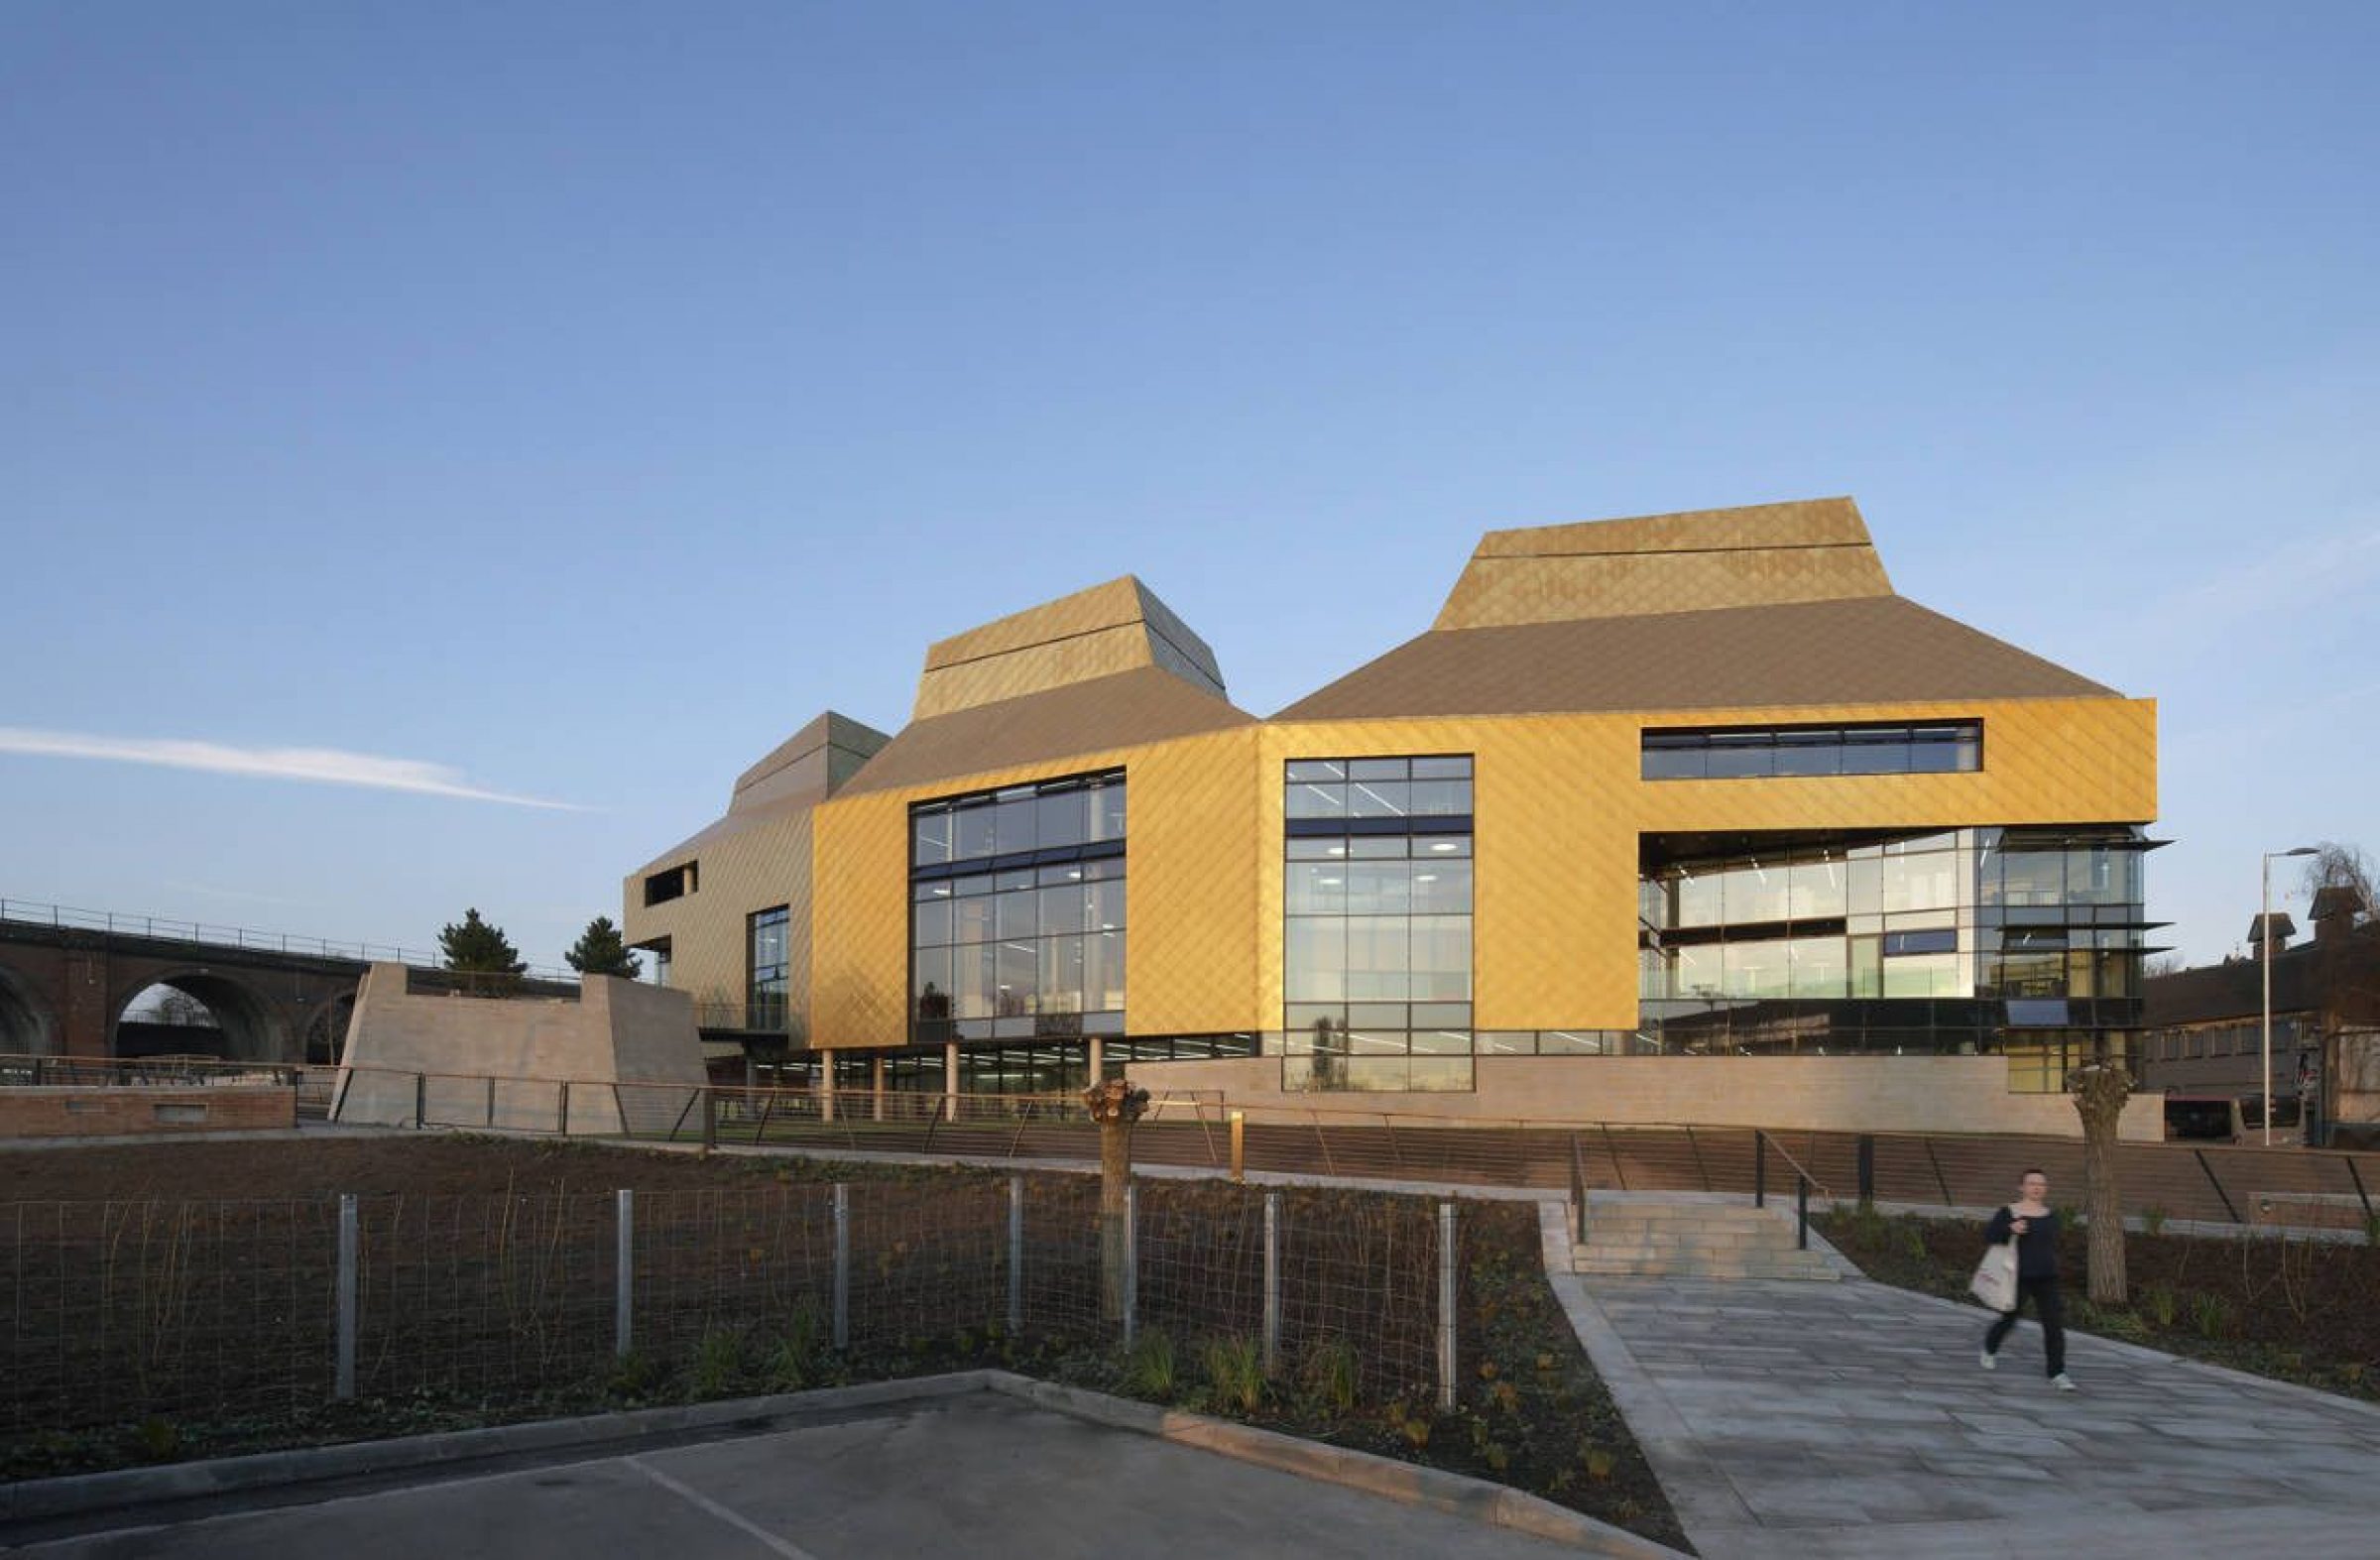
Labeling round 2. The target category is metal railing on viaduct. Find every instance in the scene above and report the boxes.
[0,897,578,1063]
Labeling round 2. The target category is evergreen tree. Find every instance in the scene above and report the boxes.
[565,915,643,979]
[439,907,526,974]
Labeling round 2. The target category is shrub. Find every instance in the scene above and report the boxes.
[690,1326,745,1400]
[2143,1280,2180,1328]
[1300,1336,1360,1415]
[2192,1291,2235,1340]
[1202,1335,1266,1414]
[1124,1328,1178,1399]
[2141,1205,2168,1237]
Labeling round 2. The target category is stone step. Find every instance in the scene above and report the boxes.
[1581,1237,1807,1258]
[1575,1255,1840,1281]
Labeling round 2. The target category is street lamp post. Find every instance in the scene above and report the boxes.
[2261,846,2320,1146]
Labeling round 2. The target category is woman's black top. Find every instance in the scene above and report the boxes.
[1984,1206,2061,1280]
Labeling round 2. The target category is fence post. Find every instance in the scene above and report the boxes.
[1008,1175,1024,1336]
[335,1193,357,1400]
[415,1072,425,1130]
[1121,1181,1138,1350]
[1753,1131,1766,1208]
[1796,1175,1810,1250]
[703,1087,718,1152]
[615,1189,635,1358]
[1856,1136,1875,1205]
[1261,1192,1280,1375]
[558,1081,570,1136]
[832,1184,850,1351]
[486,1075,496,1128]
[1436,1201,1457,1413]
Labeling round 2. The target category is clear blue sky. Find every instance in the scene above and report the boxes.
[4,2,2373,983]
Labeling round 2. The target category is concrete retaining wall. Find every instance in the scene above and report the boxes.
[332,965,704,1134]
[1126,1053,2166,1140]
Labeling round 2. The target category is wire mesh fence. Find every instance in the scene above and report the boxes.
[0,1175,1463,1448]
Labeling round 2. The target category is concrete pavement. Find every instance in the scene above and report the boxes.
[6,1395,1605,1560]
[1542,1202,2380,1558]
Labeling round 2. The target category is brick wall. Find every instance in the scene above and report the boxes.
[0,1086,297,1139]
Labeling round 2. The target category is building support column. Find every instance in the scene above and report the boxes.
[1088,1034,1104,1084]
[872,1054,886,1122]
[944,1040,961,1123]
[819,1052,835,1124]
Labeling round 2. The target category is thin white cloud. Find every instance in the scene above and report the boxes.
[2161,522,2380,626]
[0,727,587,811]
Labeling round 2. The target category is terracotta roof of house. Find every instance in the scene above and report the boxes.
[1274,594,2116,721]
[842,664,1255,796]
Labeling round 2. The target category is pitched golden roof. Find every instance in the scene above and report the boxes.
[1434,497,1892,630]
[1274,596,2115,721]
[912,576,1226,720]
[642,711,890,864]
[843,665,1254,796]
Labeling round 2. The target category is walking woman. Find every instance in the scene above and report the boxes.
[1980,1168,2076,1390]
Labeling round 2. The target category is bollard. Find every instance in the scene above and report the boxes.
[1437,1201,1458,1413]
[558,1080,570,1136]
[832,1184,850,1351]
[1261,1192,1281,1374]
[485,1075,496,1128]
[414,1072,425,1130]
[1008,1175,1024,1336]
[335,1194,357,1399]
[1856,1135,1875,1205]
[615,1189,635,1357]
[1231,1110,1246,1182]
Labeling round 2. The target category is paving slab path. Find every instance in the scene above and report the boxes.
[1541,1203,2380,1559]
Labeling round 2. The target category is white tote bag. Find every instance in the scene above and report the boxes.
[1968,1214,2019,1312]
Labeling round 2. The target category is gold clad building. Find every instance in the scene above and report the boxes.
[625,499,2164,1137]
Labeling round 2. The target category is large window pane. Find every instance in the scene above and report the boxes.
[1284,919,1346,1002]
[954,804,996,861]
[1410,916,1472,1000]
[996,889,1039,941]
[912,899,953,948]
[1345,861,1411,914]
[1040,936,1086,1016]
[952,896,996,945]
[1087,930,1127,1013]
[1287,780,1348,819]
[993,792,1037,857]
[1347,778,1410,818]
[1344,915,1410,1001]
[912,810,952,867]
[1036,787,1088,850]
[1787,858,1846,919]
[1090,879,1126,932]
[1039,883,1089,937]
[1410,860,1473,915]
[1287,863,1347,915]
[996,940,1037,1016]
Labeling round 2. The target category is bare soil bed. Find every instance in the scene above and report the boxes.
[0,1134,1687,1552]
[1821,1205,2380,1402]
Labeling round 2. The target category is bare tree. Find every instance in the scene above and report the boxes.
[2302,842,2376,927]
[149,989,215,1027]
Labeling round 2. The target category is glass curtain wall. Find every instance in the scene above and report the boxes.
[747,906,789,1031]
[1282,756,1475,1092]
[1638,827,2150,1083]
[909,771,1126,1044]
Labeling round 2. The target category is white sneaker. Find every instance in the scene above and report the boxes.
[2053,1374,2078,1392]
[1979,1351,1996,1371]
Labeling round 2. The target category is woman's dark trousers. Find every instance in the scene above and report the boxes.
[1984,1276,2066,1376]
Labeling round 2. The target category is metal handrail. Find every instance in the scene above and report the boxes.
[0,895,581,983]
